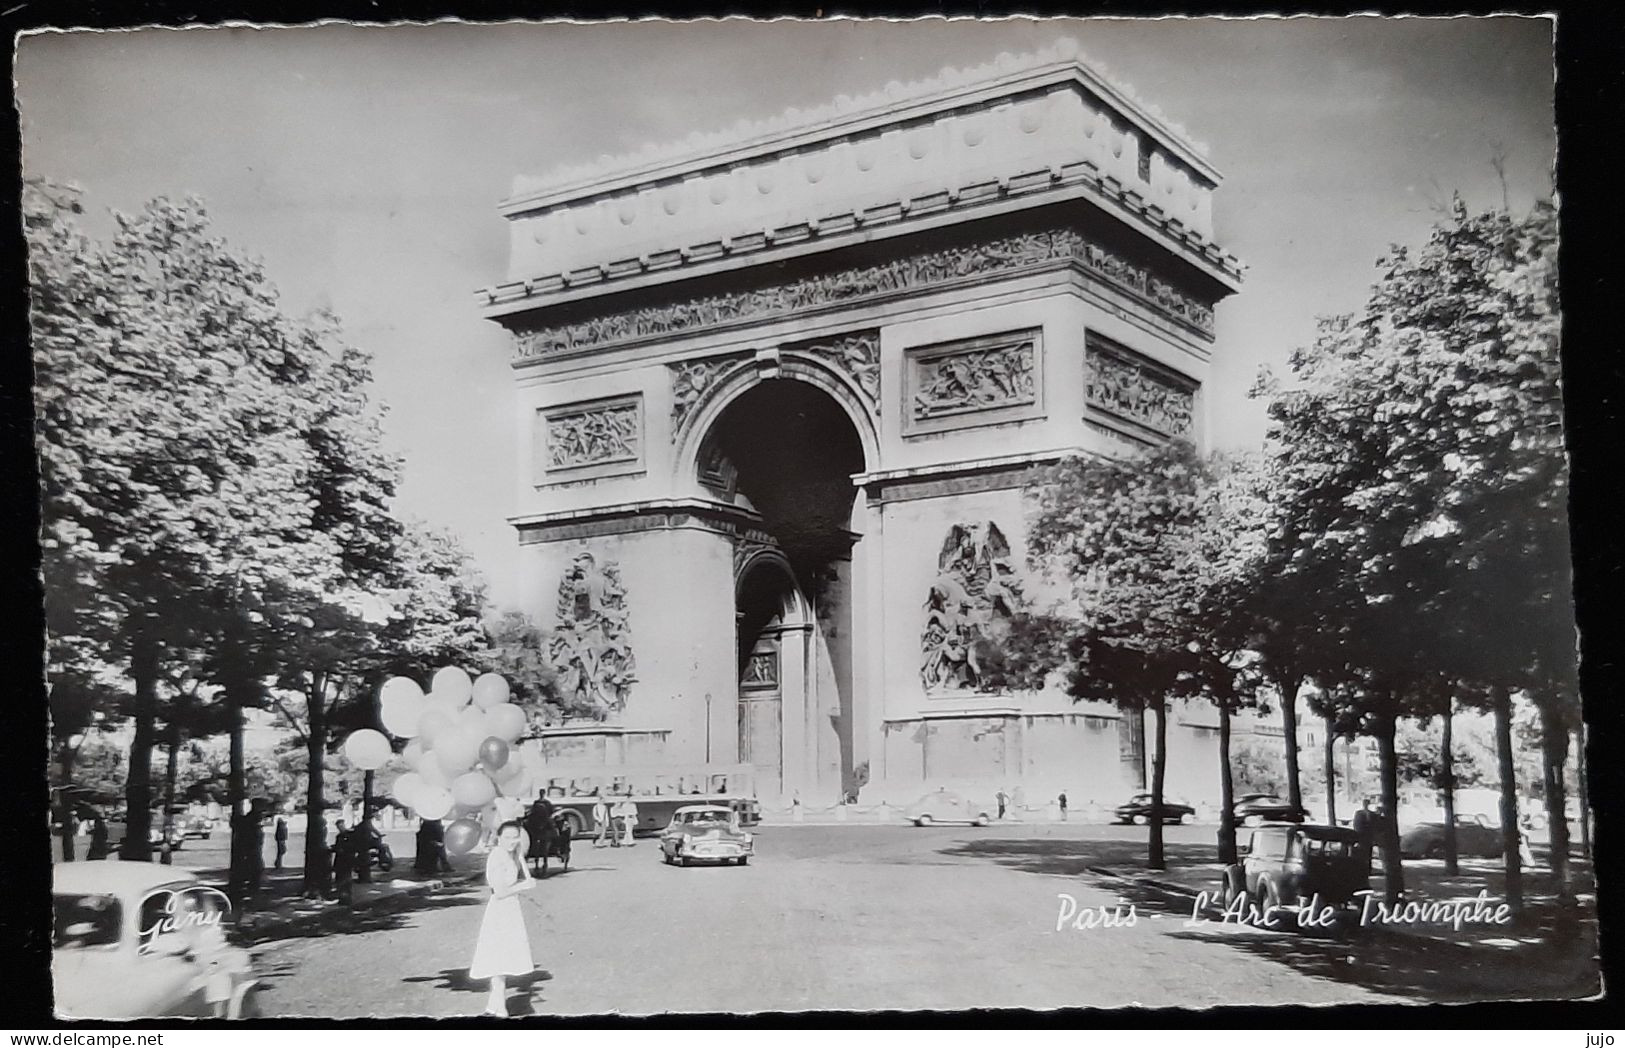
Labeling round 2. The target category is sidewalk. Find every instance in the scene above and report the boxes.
[211,863,485,943]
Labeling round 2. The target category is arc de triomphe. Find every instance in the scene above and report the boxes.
[478,41,1242,808]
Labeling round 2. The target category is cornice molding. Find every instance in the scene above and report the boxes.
[502,39,1214,214]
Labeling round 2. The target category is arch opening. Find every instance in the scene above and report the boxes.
[700,378,866,804]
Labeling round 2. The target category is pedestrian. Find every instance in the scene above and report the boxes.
[592,795,609,848]
[330,823,355,904]
[469,820,536,1017]
[996,789,1008,821]
[621,798,638,846]
[274,815,288,870]
[1058,791,1068,821]
[86,814,110,861]
[1352,799,1374,873]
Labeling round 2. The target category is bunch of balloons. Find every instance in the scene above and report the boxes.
[344,666,534,856]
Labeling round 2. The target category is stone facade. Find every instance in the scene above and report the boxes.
[482,41,1242,807]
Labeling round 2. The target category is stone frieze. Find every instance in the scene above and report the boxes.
[911,337,1037,421]
[514,228,1214,360]
[1084,339,1196,437]
[545,398,641,470]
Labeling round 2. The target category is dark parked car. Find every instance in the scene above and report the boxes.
[1233,793,1308,825]
[1400,814,1504,859]
[1221,823,1368,931]
[1113,793,1195,826]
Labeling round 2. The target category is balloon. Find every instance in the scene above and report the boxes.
[457,705,489,733]
[417,707,455,747]
[435,736,479,777]
[484,703,527,744]
[380,693,426,738]
[414,787,453,821]
[478,736,510,772]
[402,739,427,771]
[343,729,391,771]
[380,675,425,707]
[444,817,482,855]
[499,766,534,799]
[452,771,498,809]
[392,772,425,807]
[417,758,449,790]
[432,667,474,706]
[472,673,511,710]
[489,754,523,781]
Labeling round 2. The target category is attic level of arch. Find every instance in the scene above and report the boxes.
[496,204,1229,370]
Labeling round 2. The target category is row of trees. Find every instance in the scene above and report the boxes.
[30,183,565,899]
[990,197,1574,914]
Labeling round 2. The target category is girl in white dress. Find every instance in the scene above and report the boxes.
[469,820,535,1016]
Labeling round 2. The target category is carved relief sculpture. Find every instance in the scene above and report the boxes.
[670,354,749,437]
[549,552,636,719]
[741,650,778,688]
[1084,339,1196,437]
[920,522,1025,693]
[546,399,640,470]
[515,228,1214,359]
[912,338,1036,420]
[792,330,881,407]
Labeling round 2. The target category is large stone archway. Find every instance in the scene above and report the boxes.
[487,43,1241,809]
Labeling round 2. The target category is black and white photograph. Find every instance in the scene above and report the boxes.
[18,14,1600,1019]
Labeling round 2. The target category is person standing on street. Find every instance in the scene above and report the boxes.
[274,815,288,870]
[87,814,110,861]
[996,789,1008,821]
[469,821,535,1017]
[1058,791,1068,821]
[621,798,638,847]
[1352,799,1374,873]
[592,795,609,848]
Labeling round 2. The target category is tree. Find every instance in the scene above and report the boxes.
[1003,441,1248,871]
[479,611,563,725]
[30,187,336,860]
[1255,197,1566,914]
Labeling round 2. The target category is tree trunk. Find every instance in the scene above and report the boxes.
[121,631,160,861]
[1374,706,1405,905]
[1148,698,1168,871]
[58,747,77,862]
[303,674,330,899]
[1440,696,1458,876]
[1575,723,1591,862]
[1491,685,1523,916]
[1323,715,1338,826]
[1537,697,1572,901]
[1274,669,1304,815]
[160,721,180,866]
[226,691,247,904]
[358,770,375,884]
[1217,698,1237,865]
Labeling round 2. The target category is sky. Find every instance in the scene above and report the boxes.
[16,16,1557,612]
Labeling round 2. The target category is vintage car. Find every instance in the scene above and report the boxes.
[1400,813,1504,859]
[1233,793,1309,825]
[53,861,259,1019]
[903,789,993,827]
[660,805,754,866]
[1220,823,1368,931]
[1113,793,1196,826]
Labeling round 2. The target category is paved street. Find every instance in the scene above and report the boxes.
[237,823,1407,1016]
